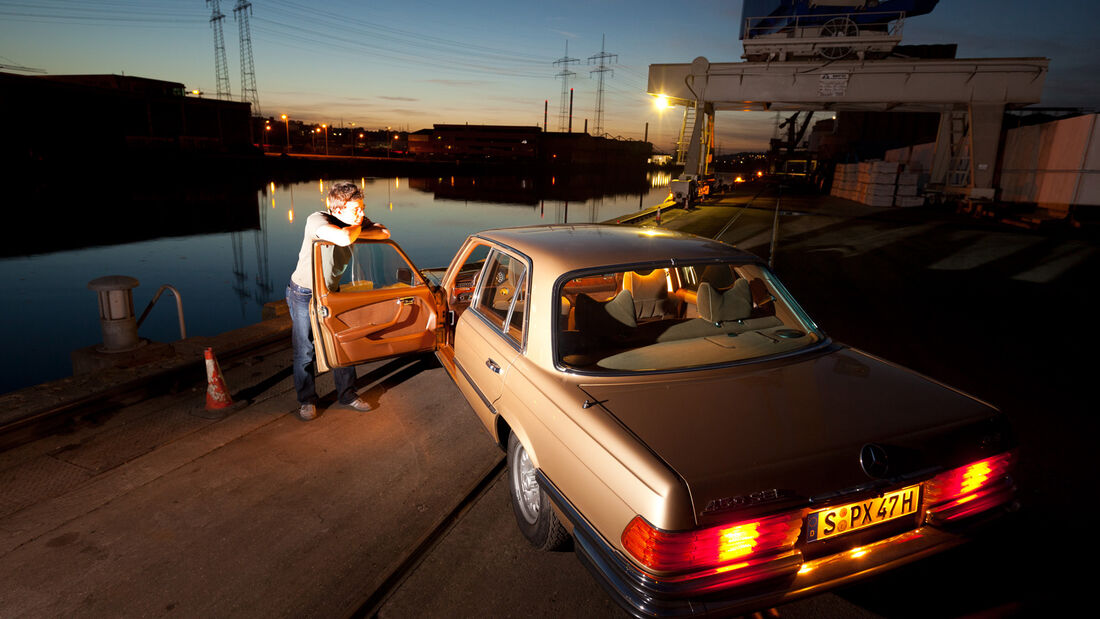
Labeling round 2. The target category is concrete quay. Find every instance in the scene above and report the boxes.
[0,185,1095,616]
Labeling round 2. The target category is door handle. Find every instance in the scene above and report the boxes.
[485,359,501,374]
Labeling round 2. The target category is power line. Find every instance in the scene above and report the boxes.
[249,17,549,79]
[264,0,550,66]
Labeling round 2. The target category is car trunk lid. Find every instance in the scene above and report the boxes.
[579,348,1006,526]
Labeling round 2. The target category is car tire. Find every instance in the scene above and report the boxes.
[507,432,570,551]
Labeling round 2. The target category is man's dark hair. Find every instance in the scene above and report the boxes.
[328,181,363,205]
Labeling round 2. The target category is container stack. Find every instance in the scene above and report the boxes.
[830,159,925,207]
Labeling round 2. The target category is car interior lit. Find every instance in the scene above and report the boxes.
[556,262,822,372]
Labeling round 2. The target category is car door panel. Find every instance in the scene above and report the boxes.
[449,247,529,438]
[310,238,439,372]
[453,310,520,432]
[324,291,437,361]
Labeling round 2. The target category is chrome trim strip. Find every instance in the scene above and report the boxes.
[455,358,496,415]
[535,469,1007,618]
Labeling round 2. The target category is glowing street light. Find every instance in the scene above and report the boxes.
[281,114,290,153]
[322,123,328,155]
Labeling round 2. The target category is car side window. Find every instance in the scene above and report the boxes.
[317,240,423,293]
[506,271,527,344]
[475,250,527,346]
[448,242,491,317]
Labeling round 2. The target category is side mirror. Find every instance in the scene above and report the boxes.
[397,267,413,285]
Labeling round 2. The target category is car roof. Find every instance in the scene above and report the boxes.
[473,224,759,272]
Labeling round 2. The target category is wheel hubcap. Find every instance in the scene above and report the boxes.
[513,444,541,523]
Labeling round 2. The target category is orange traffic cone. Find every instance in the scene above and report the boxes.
[204,347,234,411]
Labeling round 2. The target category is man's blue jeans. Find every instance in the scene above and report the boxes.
[286,282,358,405]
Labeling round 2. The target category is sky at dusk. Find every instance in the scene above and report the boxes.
[2,0,1097,152]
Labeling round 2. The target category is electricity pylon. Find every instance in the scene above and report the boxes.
[588,35,617,137]
[206,0,232,100]
[233,0,260,115]
[553,41,578,133]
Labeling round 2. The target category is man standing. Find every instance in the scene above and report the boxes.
[286,181,390,421]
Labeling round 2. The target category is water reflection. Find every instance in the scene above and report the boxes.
[1,177,261,259]
[0,172,670,395]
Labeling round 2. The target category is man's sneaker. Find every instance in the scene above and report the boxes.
[343,397,372,412]
[297,403,318,421]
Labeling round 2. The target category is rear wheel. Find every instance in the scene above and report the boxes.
[507,432,569,550]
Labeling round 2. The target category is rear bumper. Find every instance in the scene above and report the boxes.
[538,470,1014,618]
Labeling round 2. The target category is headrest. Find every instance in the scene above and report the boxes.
[723,279,753,321]
[625,269,668,297]
[697,279,752,323]
[749,278,774,309]
[700,265,735,290]
[604,289,637,328]
[696,283,721,323]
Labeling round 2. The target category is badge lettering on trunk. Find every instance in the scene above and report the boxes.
[703,488,794,514]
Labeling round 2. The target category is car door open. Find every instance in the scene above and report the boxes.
[309,238,440,373]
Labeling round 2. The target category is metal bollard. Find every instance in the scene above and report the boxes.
[87,275,146,353]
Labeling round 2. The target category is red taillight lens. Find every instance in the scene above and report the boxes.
[621,511,804,574]
[924,452,1014,521]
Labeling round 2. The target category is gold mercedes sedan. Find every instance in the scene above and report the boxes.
[307,224,1017,617]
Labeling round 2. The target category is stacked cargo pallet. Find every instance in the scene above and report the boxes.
[999,113,1099,219]
[831,163,860,201]
[830,160,924,207]
[885,143,932,208]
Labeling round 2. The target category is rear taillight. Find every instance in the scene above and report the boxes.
[621,510,804,574]
[923,452,1015,522]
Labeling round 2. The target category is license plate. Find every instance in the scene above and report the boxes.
[805,485,920,543]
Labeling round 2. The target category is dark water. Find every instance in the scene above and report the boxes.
[0,172,673,395]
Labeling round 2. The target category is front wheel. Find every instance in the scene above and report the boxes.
[507,432,569,550]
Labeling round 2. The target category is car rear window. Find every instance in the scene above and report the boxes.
[556,262,823,372]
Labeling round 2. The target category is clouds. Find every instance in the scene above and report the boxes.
[548,29,579,40]
[2,0,1095,149]
[423,79,492,88]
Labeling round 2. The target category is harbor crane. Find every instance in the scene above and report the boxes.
[654,0,1046,204]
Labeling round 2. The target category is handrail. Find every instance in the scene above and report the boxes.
[744,10,906,40]
[136,285,187,340]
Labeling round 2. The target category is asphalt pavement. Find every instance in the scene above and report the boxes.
[0,184,1094,617]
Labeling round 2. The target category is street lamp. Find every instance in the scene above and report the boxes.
[281,114,290,153]
[322,124,328,155]
[264,123,271,150]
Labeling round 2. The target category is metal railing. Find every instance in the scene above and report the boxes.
[743,10,907,40]
[136,285,187,340]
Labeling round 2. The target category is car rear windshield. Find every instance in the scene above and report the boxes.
[556,262,823,372]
